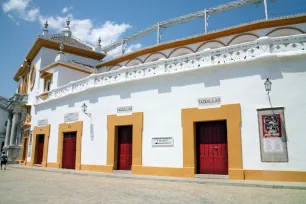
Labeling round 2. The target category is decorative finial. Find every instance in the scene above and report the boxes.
[44,21,48,29]
[55,43,67,62]
[98,37,101,46]
[59,43,64,52]
[42,20,49,36]
[66,17,70,27]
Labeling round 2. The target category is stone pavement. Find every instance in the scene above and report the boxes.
[0,167,306,204]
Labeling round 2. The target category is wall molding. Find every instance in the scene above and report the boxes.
[36,34,306,104]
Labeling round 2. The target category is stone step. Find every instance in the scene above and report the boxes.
[113,170,132,174]
[195,174,229,180]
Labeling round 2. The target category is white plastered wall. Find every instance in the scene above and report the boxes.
[33,54,306,171]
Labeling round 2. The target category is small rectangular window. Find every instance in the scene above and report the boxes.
[45,80,51,91]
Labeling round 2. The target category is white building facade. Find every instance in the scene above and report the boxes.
[13,15,306,182]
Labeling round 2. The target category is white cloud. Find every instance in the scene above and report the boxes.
[62,6,72,14]
[2,0,141,58]
[7,13,19,25]
[2,0,39,22]
[39,15,132,47]
[23,7,39,21]
[2,0,29,13]
[106,43,142,60]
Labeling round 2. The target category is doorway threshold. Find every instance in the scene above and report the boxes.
[33,164,42,167]
[195,174,228,180]
[113,170,132,174]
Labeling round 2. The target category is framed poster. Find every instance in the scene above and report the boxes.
[262,114,281,138]
[257,107,288,162]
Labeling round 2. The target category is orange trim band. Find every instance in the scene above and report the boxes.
[97,16,306,68]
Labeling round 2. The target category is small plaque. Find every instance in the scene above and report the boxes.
[152,137,174,147]
[198,96,221,106]
[117,106,133,114]
[64,112,79,123]
[37,119,48,127]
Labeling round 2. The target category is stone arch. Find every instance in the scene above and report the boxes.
[143,52,168,63]
[196,40,226,52]
[266,27,305,37]
[227,33,259,46]
[168,47,194,58]
[125,58,143,66]
[108,65,122,71]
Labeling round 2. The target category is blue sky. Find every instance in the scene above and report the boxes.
[0,0,305,98]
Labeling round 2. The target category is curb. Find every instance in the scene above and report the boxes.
[9,165,306,190]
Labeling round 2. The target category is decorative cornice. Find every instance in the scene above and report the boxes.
[14,37,105,81]
[40,61,96,74]
[97,14,306,68]
[36,34,306,104]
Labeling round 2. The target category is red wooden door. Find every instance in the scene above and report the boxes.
[117,126,133,170]
[62,132,77,169]
[36,134,44,164]
[196,121,228,175]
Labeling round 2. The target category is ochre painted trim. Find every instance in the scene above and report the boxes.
[26,162,33,167]
[57,121,83,170]
[41,62,93,74]
[244,170,306,182]
[46,162,60,168]
[97,16,306,68]
[107,112,143,173]
[80,165,113,173]
[132,166,195,178]
[181,104,242,180]
[31,125,51,167]
[30,65,36,91]
[19,130,29,164]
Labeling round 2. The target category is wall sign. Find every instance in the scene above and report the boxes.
[257,108,288,162]
[198,96,221,106]
[37,119,48,127]
[152,137,174,147]
[117,106,133,114]
[64,112,79,123]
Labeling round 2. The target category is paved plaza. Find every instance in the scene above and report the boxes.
[0,168,305,204]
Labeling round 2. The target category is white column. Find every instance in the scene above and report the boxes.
[9,111,19,146]
[264,0,268,20]
[4,112,12,147]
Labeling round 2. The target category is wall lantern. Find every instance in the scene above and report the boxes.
[81,103,91,117]
[264,78,272,94]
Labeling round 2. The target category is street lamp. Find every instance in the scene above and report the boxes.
[81,103,91,117]
[81,103,87,113]
[264,78,272,94]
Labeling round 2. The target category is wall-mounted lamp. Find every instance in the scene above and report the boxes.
[82,103,91,117]
[264,78,272,94]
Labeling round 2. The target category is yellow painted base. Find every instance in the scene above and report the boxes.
[80,165,113,173]
[132,165,195,178]
[26,162,33,167]
[46,162,60,168]
[244,170,306,182]
[229,169,245,180]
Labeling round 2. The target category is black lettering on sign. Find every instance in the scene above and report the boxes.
[68,125,71,128]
